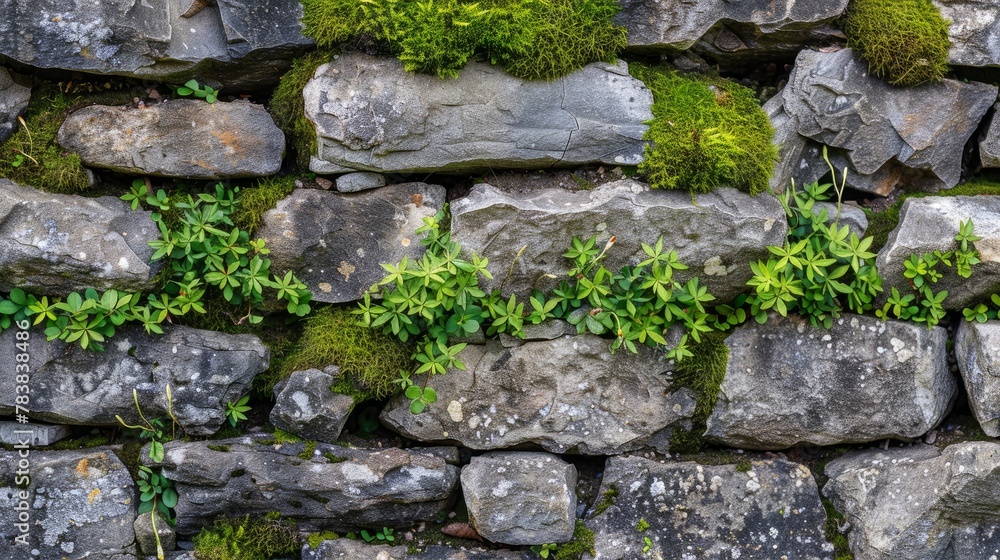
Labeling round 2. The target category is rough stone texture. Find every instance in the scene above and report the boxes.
[450,180,787,301]
[305,52,651,174]
[980,103,1000,168]
[706,313,953,449]
[381,336,697,455]
[824,442,1000,560]
[134,511,176,557]
[58,100,284,179]
[303,540,524,559]
[616,0,848,65]
[0,0,313,88]
[0,421,71,446]
[260,182,446,304]
[955,320,1000,437]
[588,455,832,560]
[270,368,354,443]
[877,196,1000,309]
[461,452,576,545]
[0,178,158,295]
[152,437,459,536]
[773,48,997,193]
[336,172,387,193]
[0,67,29,144]
[934,0,1000,68]
[0,448,136,559]
[0,324,268,435]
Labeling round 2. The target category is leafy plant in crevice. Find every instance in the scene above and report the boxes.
[531,543,558,558]
[629,63,777,196]
[360,526,395,543]
[116,386,179,464]
[224,395,252,427]
[172,79,220,103]
[137,465,178,560]
[270,49,338,169]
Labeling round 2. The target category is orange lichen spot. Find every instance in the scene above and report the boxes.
[75,458,89,477]
[87,488,101,504]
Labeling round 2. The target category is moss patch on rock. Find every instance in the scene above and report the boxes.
[231,175,298,234]
[554,520,596,559]
[192,513,299,560]
[630,64,777,196]
[668,330,730,453]
[844,0,951,87]
[270,49,337,169]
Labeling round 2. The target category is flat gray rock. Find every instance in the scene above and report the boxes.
[381,337,696,455]
[0,448,136,559]
[0,421,71,446]
[461,452,576,545]
[877,196,1000,309]
[152,437,459,535]
[270,368,354,443]
[706,313,954,449]
[825,442,1000,560]
[335,172,386,193]
[0,324,268,436]
[955,320,1000,436]
[58,100,284,179]
[934,0,1000,68]
[0,179,157,295]
[588,455,832,559]
[451,180,786,302]
[260,182,445,304]
[0,67,29,144]
[305,52,651,174]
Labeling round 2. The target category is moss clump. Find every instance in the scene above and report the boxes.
[193,513,299,560]
[298,440,318,460]
[823,498,855,560]
[299,0,625,80]
[630,65,777,196]
[635,518,650,532]
[270,49,337,169]
[668,331,730,453]
[844,0,950,87]
[231,176,297,234]
[282,306,412,401]
[593,485,618,515]
[554,521,596,560]
[307,531,340,549]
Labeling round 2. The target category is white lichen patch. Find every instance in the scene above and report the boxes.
[447,400,463,422]
[703,256,728,276]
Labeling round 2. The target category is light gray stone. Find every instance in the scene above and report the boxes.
[303,540,524,559]
[305,52,651,174]
[0,448,136,559]
[0,324,268,435]
[0,179,157,295]
[824,442,1000,560]
[588,455,832,560]
[0,421,71,446]
[0,67,29,144]
[260,182,446,304]
[58,100,284,179]
[450,180,787,302]
[335,172,386,193]
[706,313,954,449]
[955,320,1000,437]
[151,437,459,535]
[980,103,1000,168]
[461,452,576,545]
[877,196,1000,309]
[381,336,696,455]
[934,0,1000,68]
[134,511,176,557]
[270,368,354,443]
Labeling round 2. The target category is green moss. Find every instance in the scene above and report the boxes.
[630,64,777,196]
[307,531,340,549]
[735,460,752,472]
[299,0,625,80]
[593,485,618,516]
[192,514,299,560]
[298,440,317,460]
[231,176,297,234]
[282,306,413,401]
[844,0,950,87]
[635,518,650,532]
[553,521,596,560]
[667,331,730,453]
[323,452,346,464]
[270,49,337,169]
[208,444,231,453]
[823,498,855,560]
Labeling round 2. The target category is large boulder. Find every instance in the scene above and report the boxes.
[0,0,312,88]
[955,320,1000,436]
[705,313,954,449]
[0,448,136,559]
[616,0,848,65]
[0,324,269,435]
[0,179,157,295]
[380,336,696,455]
[824,442,1000,560]
[0,67,29,144]
[58,100,285,179]
[450,180,787,302]
[934,0,1000,68]
[259,182,446,304]
[152,437,460,535]
[877,196,1000,309]
[769,48,997,194]
[304,52,651,174]
[587,455,832,559]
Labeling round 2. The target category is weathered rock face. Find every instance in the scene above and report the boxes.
[824,442,1000,560]
[461,452,576,545]
[0,324,268,435]
[336,171,386,193]
[771,48,997,194]
[450,180,787,301]
[588,455,832,560]
[0,0,313,88]
[616,0,848,64]
[260,182,446,304]
[980,103,1000,168]
[134,511,175,557]
[0,179,157,294]
[58,100,284,179]
[0,448,136,560]
[270,368,354,443]
[934,0,1000,68]
[153,437,460,535]
[0,67,29,144]
[955,320,1000,436]
[381,336,696,455]
[877,196,1000,309]
[304,540,524,560]
[0,421,71,446]
[304,52,652,174]
[706,313,954,449]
